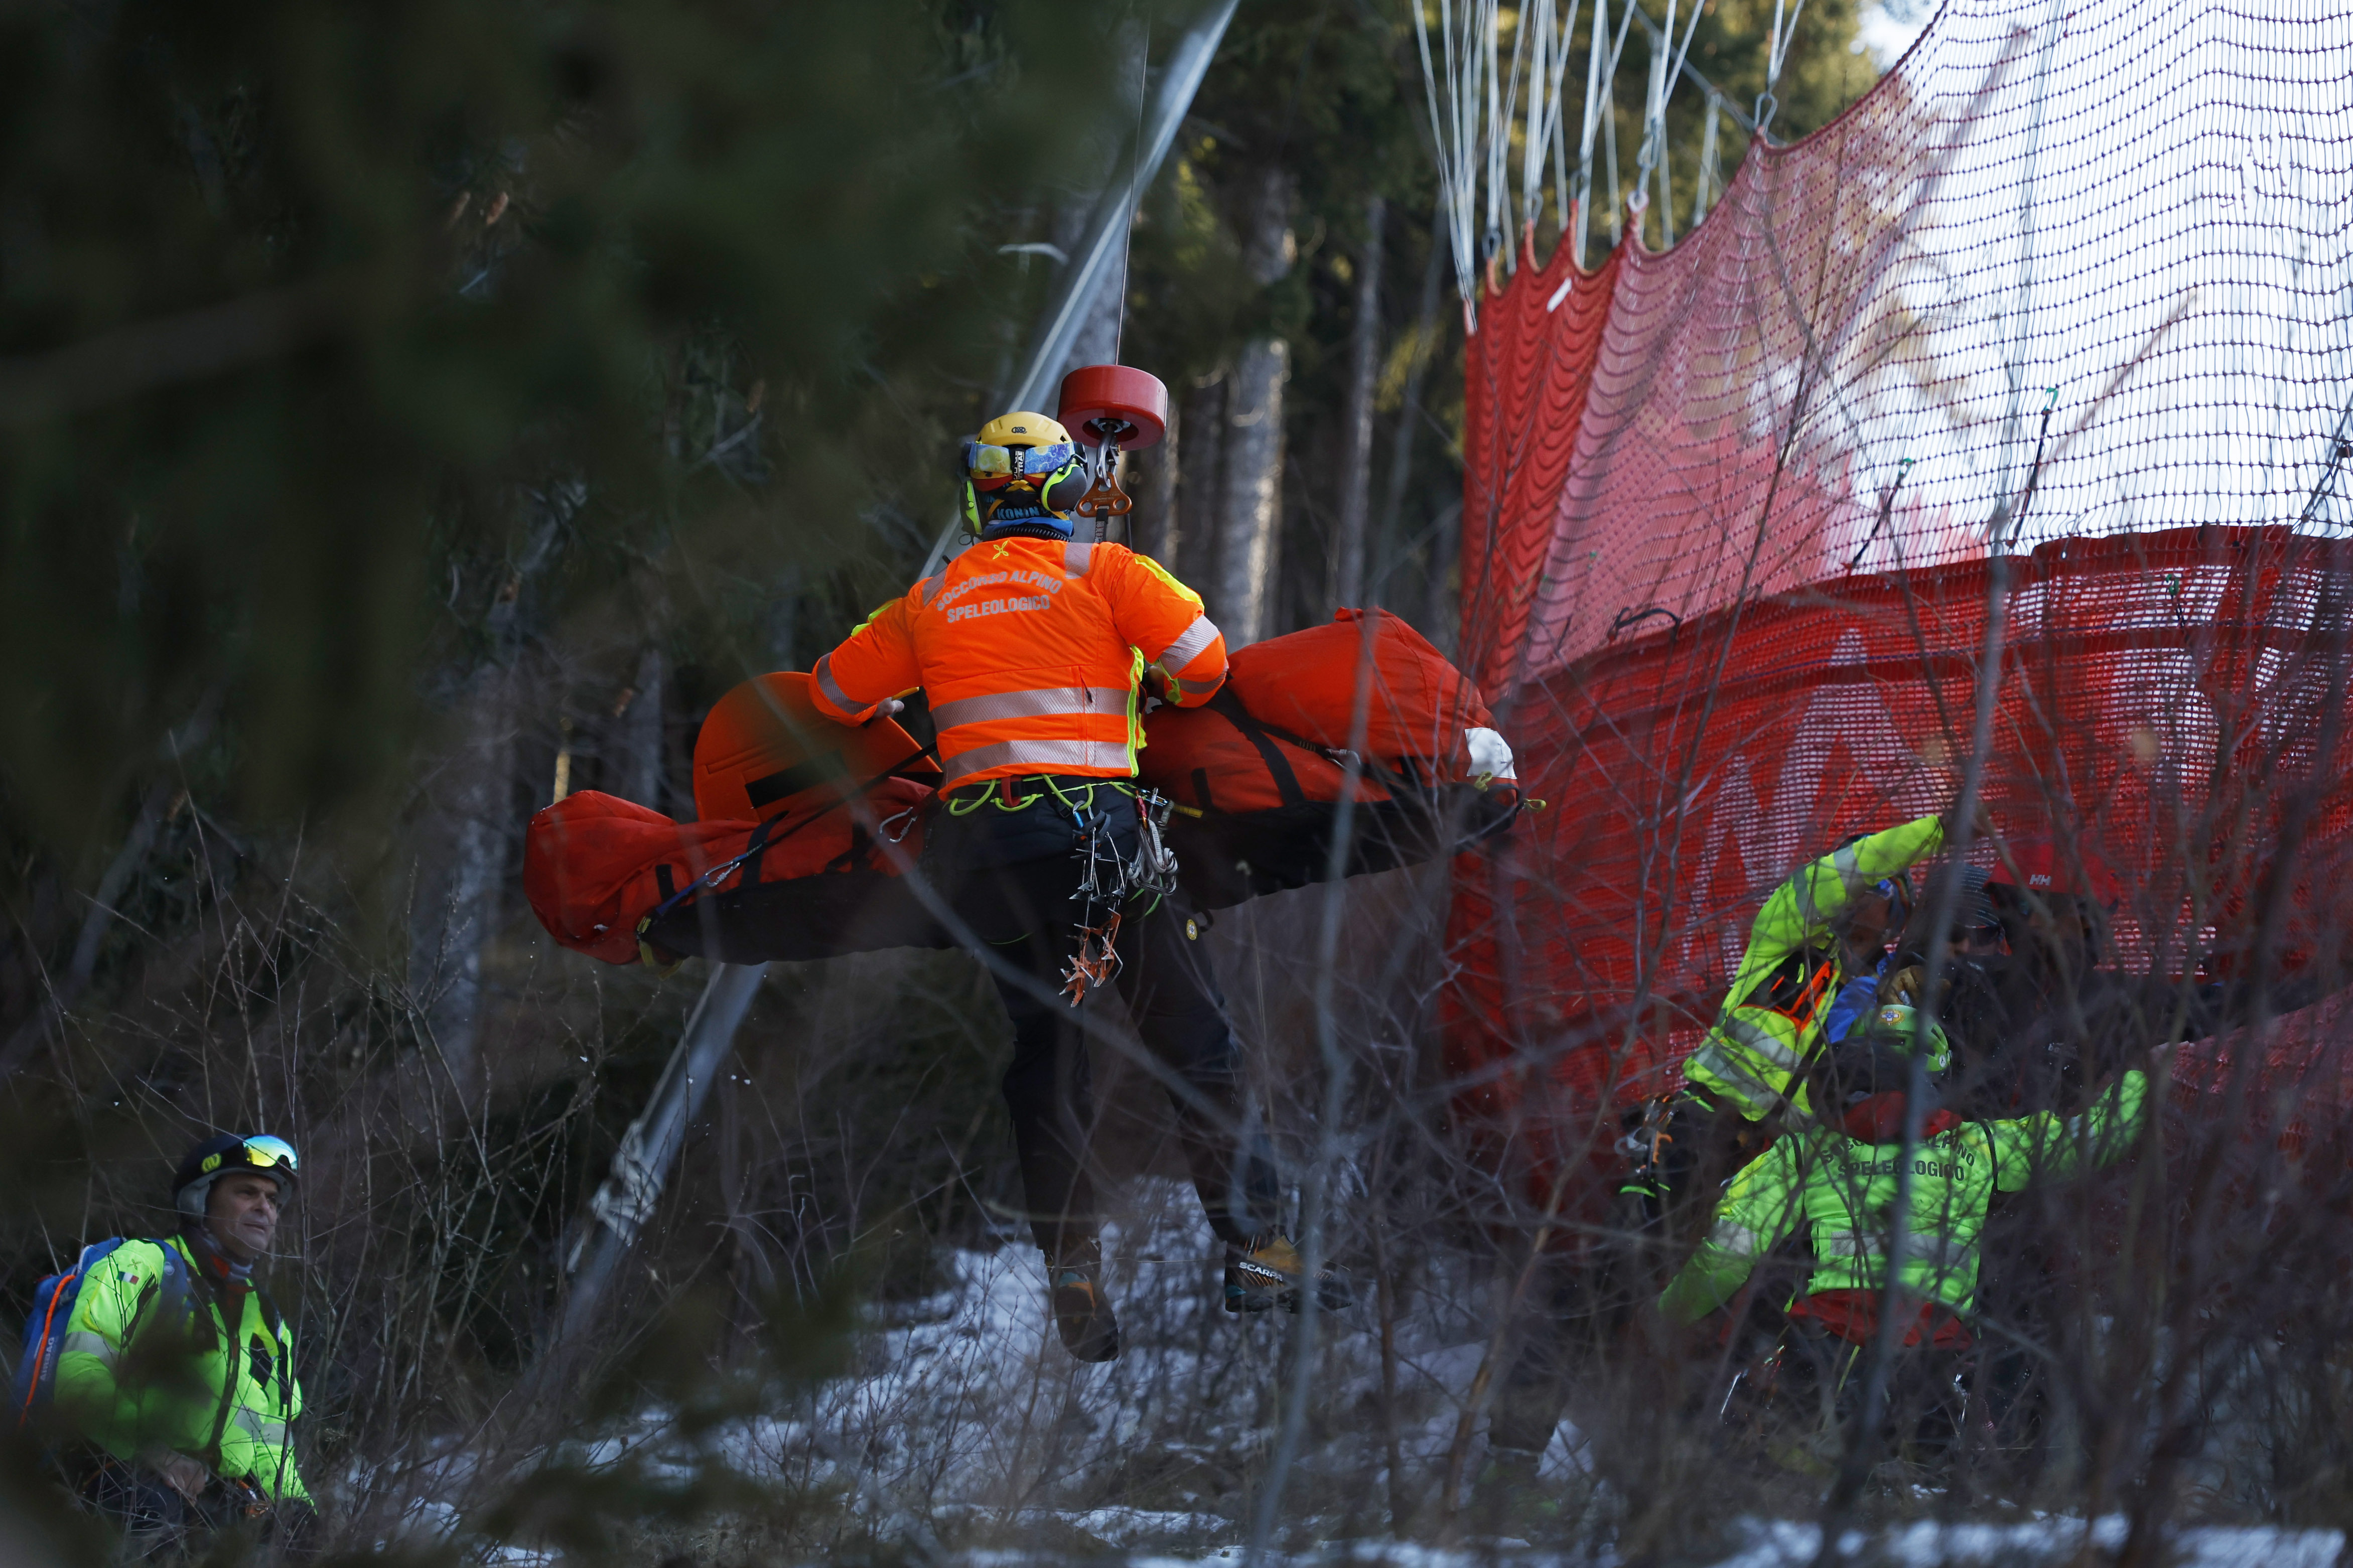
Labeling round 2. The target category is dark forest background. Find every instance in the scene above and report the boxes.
[0,1,1891,1554]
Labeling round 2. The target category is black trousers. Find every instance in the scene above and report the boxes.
[1732,1318,1975,1476]
[931,779,1279,1258]
[65,1450,316,1561]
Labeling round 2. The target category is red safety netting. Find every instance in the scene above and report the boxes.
[2171,983,2353,1159]
[1444,0,2353,1178]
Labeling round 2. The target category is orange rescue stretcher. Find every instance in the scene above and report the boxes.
[523,611,1522,968]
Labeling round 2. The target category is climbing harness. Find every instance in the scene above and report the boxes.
[1060,786,1182,1002]
[1065,791,1125,1001]
[1617,1090,1679,1178]
[1050,783,1182,1003]
[935,773,1182,1002]
[1132,787,1180,898]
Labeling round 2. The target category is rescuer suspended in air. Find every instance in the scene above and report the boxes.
[805,394,1346,1362]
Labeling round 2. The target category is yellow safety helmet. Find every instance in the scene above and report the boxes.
[974,411,1073,453]
[962,411,1088,536]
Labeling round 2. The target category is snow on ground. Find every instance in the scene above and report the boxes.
[379,1180,1555,1557]
[691,1195,2347,1560]
[1700,1516,2344,1568]
[710,1178,1563,1521]
[393,1180,2347,1564]
[942,1520,2348,1566]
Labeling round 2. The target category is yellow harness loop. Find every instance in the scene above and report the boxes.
[943,776,1138,817]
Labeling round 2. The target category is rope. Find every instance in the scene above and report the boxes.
[1757,0,1811,128]
[1487,0,1524,263]
[1576,0,1638,264]
[1109,7,1149,369]
[943,775,1137,818]
[1411,0,1493,315]
[645,750,932,923]
[1520,0,1579,250]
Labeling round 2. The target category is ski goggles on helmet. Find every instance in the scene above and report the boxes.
[173,1132,300,1217]
[231,1135,300,1177]
[963,439,1078,489]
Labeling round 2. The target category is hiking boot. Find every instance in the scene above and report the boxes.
[1046,1252,1120,1363]
[1223,1233,1353,1314]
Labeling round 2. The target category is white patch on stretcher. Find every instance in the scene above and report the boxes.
[1465,727,1516,783]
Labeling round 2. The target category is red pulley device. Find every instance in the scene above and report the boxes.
[1056,364,1168,526]
[1056,364,1168,451]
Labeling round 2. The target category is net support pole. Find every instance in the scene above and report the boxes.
[919,0,1240,581]
[538,961,769,1369]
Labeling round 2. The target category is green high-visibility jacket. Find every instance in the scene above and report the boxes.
[1659,1070,2150,1325]
[52,1236,308,1503]
[1683,814,1947,1120]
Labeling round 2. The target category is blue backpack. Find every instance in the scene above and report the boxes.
[14,1239,190,1430]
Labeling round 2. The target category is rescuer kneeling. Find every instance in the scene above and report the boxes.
[1620,803,1987,1235]
[1476,808,1965,1497]
[808,411,1343,1362]
[1655,1004,2152,1471]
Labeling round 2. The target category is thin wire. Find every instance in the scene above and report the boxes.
[1489,0,1525,257]
[1109,8,1151,367]
[1413,0,1485,310]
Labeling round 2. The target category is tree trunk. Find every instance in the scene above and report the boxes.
[1175,374,1225,592]
[1382,212,1449,635]
[1213,167,1296,649]
[1426,499,1463,659]
[616,646,665,810]
[410,668,513,1099]
[1136,397,1179,562]
[408,486,566,1100]
[1333,195,1386,610]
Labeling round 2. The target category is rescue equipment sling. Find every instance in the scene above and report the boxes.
[523,668,946,966]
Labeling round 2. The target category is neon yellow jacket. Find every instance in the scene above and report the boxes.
[1683,814,1946,1119]
[1660,1070,2149,1324]
[51,1236,308,1502]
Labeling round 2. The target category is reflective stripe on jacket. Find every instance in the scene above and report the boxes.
[53,1236,308,1502]
[1684,814,1946,1118]
[808,537,1227,788]
[1659,1070,2150,1326]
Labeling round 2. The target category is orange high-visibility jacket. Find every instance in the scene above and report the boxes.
[809,536,1228,789]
